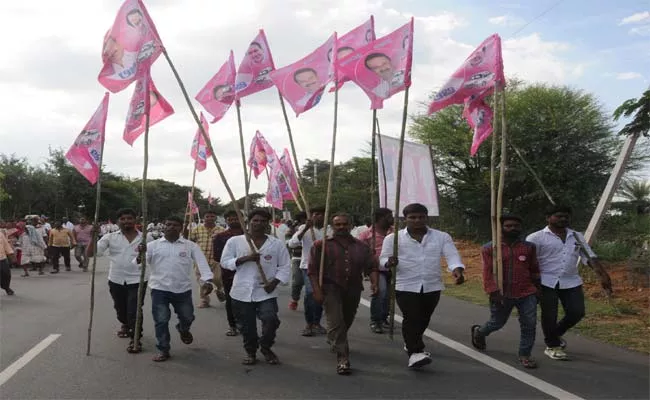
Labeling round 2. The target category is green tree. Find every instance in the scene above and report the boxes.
[410,82,650,239]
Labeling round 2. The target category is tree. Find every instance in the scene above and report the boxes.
[618,179,650,215]
[410,82,650,239]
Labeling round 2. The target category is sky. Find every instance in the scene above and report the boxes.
[1,0,648,205]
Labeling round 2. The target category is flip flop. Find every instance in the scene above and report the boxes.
[242,353,257,365]
[127,341,142,354]
[261,348,280,365]
[337,362,351,375]
[152,353,170,362]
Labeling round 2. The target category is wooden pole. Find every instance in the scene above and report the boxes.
[489,90,500,293]
[162,49,268,284]
[235,101,251,217]
[370,110,378,253]
[183,145,199,236]
[318,82,339,287]
[388,87,410,340]
[376,118,389,207]
[496,89,508,294]
[86,96,108,356]
[509,142,556,205]
[132,109,151,352]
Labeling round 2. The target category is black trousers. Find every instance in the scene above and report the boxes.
[50,247,71,270]
[223,278,236,328]
[0,259,11,291]
[395,289,441,355]
[108,280,147,338]
[540,284,585,347]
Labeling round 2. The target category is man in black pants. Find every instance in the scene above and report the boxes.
[213,210,244,336]
[0,230,16,295]
[380,203,465,369]
[87,208,149,352]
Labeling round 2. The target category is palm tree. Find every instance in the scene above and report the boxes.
[618,179,650,214]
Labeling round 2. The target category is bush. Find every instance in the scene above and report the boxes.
[592,241,635,262]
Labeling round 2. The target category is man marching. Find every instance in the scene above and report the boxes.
[220,209,291,366]
[309,213,378,375]
[136,215,214,362]
[471,215,541,369]
[188,209,225,308]
[526,205,612,361]
[380,203,465,369]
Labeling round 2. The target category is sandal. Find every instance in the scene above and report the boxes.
[152,352,170,362]
[337,362,351,375]
[260,348,280,365]
[519,356,538,369]
[301,326,314,337]
[471,325,486,350]
[242,353,257,365]
[127,341,142,353]
[225,327,239,337]
[117,325,129,338]
[179,330,193,345]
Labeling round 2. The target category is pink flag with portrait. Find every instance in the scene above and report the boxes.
[235,30,276,100]
[329,17,376,92]
[190,113,212,172]
[65,93,110,185]
[187,192,199,215]
[196,51,237,123]
[278,149,300,201]
[270,33,337,117]
[463,93,494,156]
[247,130,274,179]
[98,0,163,93]
[427,34,504,114]
[123,74,174,145]
[266,168,284,210]
[336,19,413,109]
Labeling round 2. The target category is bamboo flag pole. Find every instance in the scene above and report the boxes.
[132,109,151,352]
[183,141,200,235]
[496,88,508,293]
[86,97,108,356]
[489,89,500,293]
[318,82,340,287]
[235,102,251,217]
[370,110,378,253]
[509,142,555,205]
[388,86,411,340]
[375,118,389,207]
[162,49,268,284]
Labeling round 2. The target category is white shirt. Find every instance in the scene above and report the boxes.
[380,228,464,293]
[97,230,150,285]
[351,225,370,238]
[275,223,290,240]
[64,222,74,231]
[220,235,291,303]
[141,237,214,293]
[287,225,332,269]
[526,227,595,290]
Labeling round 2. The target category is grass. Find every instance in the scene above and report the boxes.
[442,275,650,354]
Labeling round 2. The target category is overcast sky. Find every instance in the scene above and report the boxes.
[1,0,648,205]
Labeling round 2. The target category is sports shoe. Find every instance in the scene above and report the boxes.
[288,300,298,311]
[408,352,432,369]
[544,347,569,360]
[471,325,486,350]
[370,322,384,334]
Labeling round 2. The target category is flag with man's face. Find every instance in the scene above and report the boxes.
[329,17,375,92]
[235,30,276,100]
[196,50,236,123]
[190,113,212,172]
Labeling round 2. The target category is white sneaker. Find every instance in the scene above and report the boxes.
[408,352,432,369]
[544,346,569,360]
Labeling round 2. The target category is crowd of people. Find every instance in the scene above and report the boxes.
[0,203,612,375]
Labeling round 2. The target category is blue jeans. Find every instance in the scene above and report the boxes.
[302,269,323,325]
[151,289,195,354]
[290,259,303,302]
[478,294,537,356]
[370,271,389,324]
[232,298,280,354]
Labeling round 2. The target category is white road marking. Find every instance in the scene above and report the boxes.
[0,334,61,387]
[359,298,584,400]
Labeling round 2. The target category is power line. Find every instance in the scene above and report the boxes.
[509,0,567,38]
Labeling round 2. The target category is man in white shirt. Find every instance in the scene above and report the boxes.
[87,208,151,353]
[526,205,612,361]
[136,215,214,362]
[221,209,291,366]
[287,206,330,336]
[62,217,74,232]
[380,203,465,369]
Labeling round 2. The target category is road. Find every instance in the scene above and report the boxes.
[1,257,648,399]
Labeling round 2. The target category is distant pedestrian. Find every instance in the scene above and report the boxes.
[0,230,16,295]
[73,217,93,271]
[49,220,75,273]
[18,218,47,276]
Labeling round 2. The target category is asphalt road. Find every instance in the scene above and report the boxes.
[1,257,648,399]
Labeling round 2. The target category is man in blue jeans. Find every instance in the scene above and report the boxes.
[221,209,291,365]
[471,215,541,369]
[136,215,214,362]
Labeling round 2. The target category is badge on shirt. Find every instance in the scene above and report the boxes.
[179,251,188,257]
[518,255,527,262]
[264,254,272,261]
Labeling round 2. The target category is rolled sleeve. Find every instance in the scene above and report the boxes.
[220,238,238,271]
[287,228,303,248]
[442,233,464,271]
[96,234,110,255]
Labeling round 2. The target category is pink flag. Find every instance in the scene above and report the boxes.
[196,50,237,123]
[190,113,212,172]
[65,93,110,185]
[336,19,413,109]
[266,167,284,210]
[463,94,494,156]
[123,74,174,145]
[99,0,163,93]
[278,149,300,201]
[270,33,337,116]
[247,131,269,179]
[427,34,504,114]
[187,192,199,214]
[329,17,376,92]
[235,30,276,100]
[207,192,214,205]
